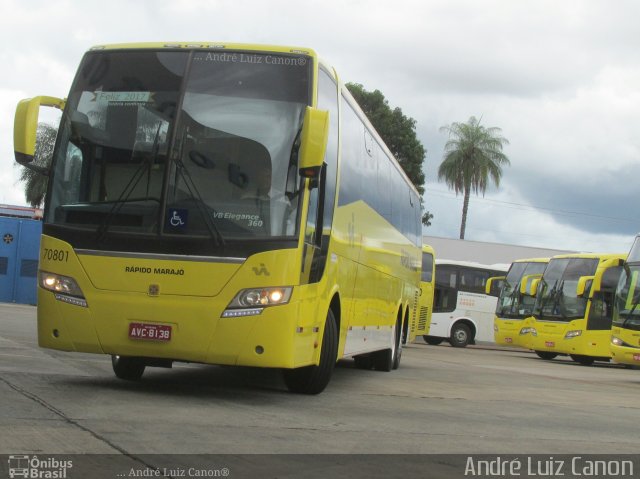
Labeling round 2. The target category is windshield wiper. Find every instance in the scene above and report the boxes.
[96,123,163,243]
[171,131,225,248]
[621,294,640,327]
[537,279,557,319]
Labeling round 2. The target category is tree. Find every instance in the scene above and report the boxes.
[346,83,433,225]
[438,116,510,239]
[19,123,57,208]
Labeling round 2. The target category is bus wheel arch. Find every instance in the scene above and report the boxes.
[283,307,338,394]
[329,293,341,340]
[449,320,475,348]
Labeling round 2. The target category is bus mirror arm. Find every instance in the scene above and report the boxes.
[576,276,595,297]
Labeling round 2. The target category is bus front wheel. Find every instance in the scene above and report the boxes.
[570,354,595,366]
[423,336,444,346]
[283,309,338,394]
[112,355,146,381]
[535,351,558,360]
[449,323,471,348]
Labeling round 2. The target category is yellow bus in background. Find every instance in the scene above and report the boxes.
[413,245,435,342]
[14,42,422,394]
[528,253,625,365]
[611,234,640,366]
[492,258,548,349]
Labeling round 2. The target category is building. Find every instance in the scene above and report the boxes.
[423,235,573,264]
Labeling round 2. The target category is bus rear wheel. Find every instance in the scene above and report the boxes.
[535,351,558,360]
[570,354,595,366]
[283,309,338,394]
[449,323,471,348]
[392,317,403,370]
[423,336,444,346]
[112,355,146,381]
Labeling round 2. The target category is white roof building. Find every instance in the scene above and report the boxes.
[424,235,573,264]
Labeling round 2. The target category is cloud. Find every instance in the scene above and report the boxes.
[1,0,639,254]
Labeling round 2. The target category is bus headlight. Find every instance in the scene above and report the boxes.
[519,327,537,336]
[611,336,633,348]
[39,271,87,307]
[222,287,293,318]
[564,330,582,339]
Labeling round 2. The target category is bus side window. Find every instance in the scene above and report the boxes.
[587,291,614,330]
[434,266,457,313]
[588,266,623,330]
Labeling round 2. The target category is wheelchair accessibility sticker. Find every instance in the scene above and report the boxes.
[166,209,188,231]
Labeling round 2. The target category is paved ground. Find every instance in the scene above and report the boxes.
[0,302,638,476]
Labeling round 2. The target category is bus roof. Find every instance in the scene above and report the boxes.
[435,259,509,272]
[512,257,549,264]
[422,244,435,255]
[88,42,318,57]
[548,252,626,262]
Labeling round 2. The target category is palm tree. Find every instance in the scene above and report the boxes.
[438,116,510,239]
[19,123,57,207]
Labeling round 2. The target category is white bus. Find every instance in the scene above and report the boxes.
[424,260,508,347]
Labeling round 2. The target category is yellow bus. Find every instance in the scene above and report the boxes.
[527,253,625,365]
[13,42,422,394]
[413,245,436,341]
[492,258,548,348]
[611,234,640,366]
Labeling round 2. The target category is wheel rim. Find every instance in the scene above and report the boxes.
[454,328,467,343]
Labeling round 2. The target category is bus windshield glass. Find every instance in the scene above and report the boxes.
[496,261,546,318]
[533,257,598,321]
[45,49,311,251]
[627,237,640,263]
[613,264,640,331]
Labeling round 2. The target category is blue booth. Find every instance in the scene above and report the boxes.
[0,216,42,305]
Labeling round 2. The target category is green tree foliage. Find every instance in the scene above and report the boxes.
[438,116,510,239]
[19,123,57,208]
[346,83,432,225]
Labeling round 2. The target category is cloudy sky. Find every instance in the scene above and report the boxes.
[1,0,638,253]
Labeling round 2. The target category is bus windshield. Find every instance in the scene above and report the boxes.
[613,263,640,331]
[46,49,311,254]
[533,257,599,321]
[496,261,546,318]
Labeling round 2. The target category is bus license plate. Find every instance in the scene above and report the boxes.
[129,322,172,342]
[633,354,640,362]
[545,341,555,348]
[505,338,513,343]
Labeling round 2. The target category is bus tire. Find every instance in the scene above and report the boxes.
[353,354,374,370]
[392,317,403,370]
[283,309,338,394]
[112,355,145,381]
[373,348,393,372]
[535,351,558,360]
[423,336,444,346]
[449,323,471,348]
[570,354,595,366]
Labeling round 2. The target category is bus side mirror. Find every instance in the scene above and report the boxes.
[576,275,595,297]
[14,95,65,172]
[485,276,505,296]
[520,275,541,297]
[298,106,329,179]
